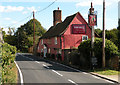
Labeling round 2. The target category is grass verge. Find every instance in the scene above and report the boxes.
[91,69,120,75]
[2,62,18,84]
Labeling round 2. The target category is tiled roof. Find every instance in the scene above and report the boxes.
[40,13,76,39]
[40,12,99,39]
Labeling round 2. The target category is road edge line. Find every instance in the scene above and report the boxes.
[14,61,24,85]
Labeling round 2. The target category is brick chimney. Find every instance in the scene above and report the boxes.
[53,7,62,26]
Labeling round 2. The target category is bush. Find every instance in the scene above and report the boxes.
[40,52,44,57]
[68,51,80,65]
[46,53,51,59]
[2,43,17,68]
[1,43,17,83]
[78,38,118,68]
[51,54,55,59]
[56,53,62,61]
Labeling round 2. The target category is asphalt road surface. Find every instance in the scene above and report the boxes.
[15,53,115,85]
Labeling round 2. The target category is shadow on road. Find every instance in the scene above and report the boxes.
[15,53,79,72]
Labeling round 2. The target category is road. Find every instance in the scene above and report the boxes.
[15,53,114,85]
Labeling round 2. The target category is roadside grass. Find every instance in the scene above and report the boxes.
[2,62,18,84]
[90,69,120,75]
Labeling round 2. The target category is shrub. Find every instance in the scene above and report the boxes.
[51,54,55,59]
[46,53,51,59]
[78,38,118,68]
[2,43,17,68]
[56,53,62,61]
[68,51,80,65]
[1,43,17,83]
[40,52,44,57]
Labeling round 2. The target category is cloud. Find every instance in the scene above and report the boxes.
[22,11,28,14]
[76,0,118,7]
[4,17,11,20]
[27,6,37,12]
[0,5,24,12]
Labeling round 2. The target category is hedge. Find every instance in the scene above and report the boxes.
[1,43,17,83]
[78,38,118,68]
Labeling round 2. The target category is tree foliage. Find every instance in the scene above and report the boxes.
[1,43,17,83]
[3,19,46,52]
[14,19,46,52]
[78,38,118,67]
[95,28,119,50]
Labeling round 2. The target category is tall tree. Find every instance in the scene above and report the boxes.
[15,19,46,52]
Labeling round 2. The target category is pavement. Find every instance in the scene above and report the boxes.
[15,53,119,85]
[90,72,119,84]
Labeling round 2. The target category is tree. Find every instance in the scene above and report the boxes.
[78,38,118,68]
[14,19,46,52]
[95,28,119,50]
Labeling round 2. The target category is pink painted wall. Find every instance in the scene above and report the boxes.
[37,12,93,61]
[37,37,61,55]
[62,13,91,49]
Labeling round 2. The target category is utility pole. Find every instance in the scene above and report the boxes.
[33,11,35,53]
[102,0,105,68]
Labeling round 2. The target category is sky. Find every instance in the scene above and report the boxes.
[0,0,119,33]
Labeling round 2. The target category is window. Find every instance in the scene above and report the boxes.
[47,39,51,44]
[38,46,39,50]
[41,49,43,52]
[82,35,88,41]
[48,48,51,53]
[55,37,57,44]
[41,39,43,45]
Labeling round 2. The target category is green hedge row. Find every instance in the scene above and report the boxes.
[68,38,118,69]
[78,38,118,68]
[1,42,17,83]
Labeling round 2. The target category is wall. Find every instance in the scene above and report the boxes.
[37,37,61,55]
[62,13,91,49]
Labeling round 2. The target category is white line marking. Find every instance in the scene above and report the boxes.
[42,64,49,68]
[105,80,114,83]
[91,75,101,79]
[68,79,78,85]
[83,72,88,74]
[14,61,24,85]
[50,61,81,72]
[52,70,63,77]
[35,61,40,63]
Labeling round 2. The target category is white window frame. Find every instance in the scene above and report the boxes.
[48,48,51,53]
[41,39,43,45]
[38,46,39,50]
[82,35,88,41]
[55,37,57,45]
[41,49,43,52]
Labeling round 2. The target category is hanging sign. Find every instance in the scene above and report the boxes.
[88,14,97,26]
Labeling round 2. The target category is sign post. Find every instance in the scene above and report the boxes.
[88,2,97,70]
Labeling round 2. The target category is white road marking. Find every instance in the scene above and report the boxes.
[42,64,49,68]
[14,61,24,85]
[91,75,101,79]
[68,79,78,85]
[50,61,81,72]
[105,80,114,83]
[52,70,63,77]
[35,61,40,63]
[82,72,88,74]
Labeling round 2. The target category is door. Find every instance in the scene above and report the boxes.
[44,45,47,57]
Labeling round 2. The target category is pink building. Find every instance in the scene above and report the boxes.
[37,8,98,61]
